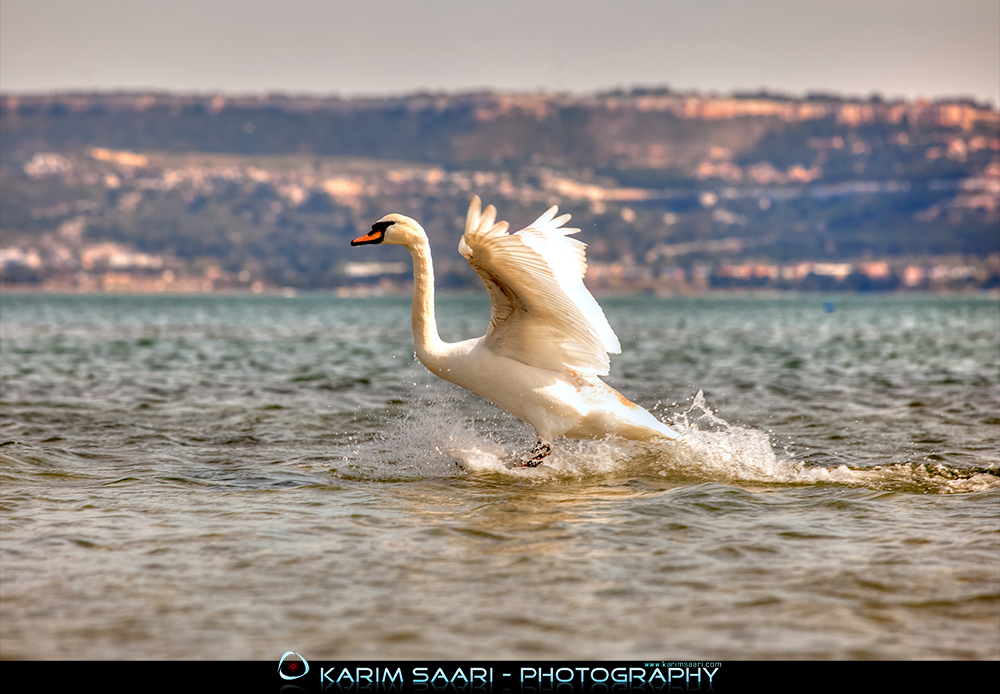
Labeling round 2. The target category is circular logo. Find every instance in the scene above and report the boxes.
[278,651,310,680]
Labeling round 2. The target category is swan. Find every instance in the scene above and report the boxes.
[351,196,678,466]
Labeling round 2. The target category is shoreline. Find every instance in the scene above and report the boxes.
[2,284,998,300]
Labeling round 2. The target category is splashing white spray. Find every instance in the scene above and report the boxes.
[345,390,998,493]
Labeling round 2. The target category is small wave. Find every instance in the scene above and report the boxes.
[661,392,999,493]
[342,390,999,494]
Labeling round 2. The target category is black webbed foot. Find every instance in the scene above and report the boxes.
[519,441,552,467]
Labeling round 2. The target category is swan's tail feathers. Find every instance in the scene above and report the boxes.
[605,383,680,441]
[652,419,680,441]
[632,413,680,441]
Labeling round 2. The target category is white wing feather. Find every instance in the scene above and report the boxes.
[459,196,621,375]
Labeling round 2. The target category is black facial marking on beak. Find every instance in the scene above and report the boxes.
[351,220,394,246]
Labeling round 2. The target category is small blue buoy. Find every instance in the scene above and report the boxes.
[824,302,836,313]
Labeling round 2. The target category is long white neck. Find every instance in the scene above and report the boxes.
[407,239,447,367]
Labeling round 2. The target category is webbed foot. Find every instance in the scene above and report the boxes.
[519,441,552,467]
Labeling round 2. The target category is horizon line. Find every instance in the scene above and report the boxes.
[2,85,997,110]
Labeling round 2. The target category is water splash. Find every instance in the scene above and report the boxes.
[663,391,998,493]
[342,390,999,494]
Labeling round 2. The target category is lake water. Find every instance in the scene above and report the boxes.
[1,293,997,660]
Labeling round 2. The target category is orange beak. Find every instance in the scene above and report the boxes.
[351,229,383,246]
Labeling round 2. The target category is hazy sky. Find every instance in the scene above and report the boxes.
[2,0,998,104]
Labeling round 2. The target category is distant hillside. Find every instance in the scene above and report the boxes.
[1,90,997,291]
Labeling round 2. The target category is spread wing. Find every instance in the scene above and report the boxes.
[458,196,621,375]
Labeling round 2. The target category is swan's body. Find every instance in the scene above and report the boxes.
[351,196,678,465]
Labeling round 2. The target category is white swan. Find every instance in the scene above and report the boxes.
[351,196,678,466]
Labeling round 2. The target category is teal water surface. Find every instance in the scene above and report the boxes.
[1,293,998,659]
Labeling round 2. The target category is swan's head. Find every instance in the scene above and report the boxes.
[351,214,426,248]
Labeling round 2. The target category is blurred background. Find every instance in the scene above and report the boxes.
[2,0,998,294]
